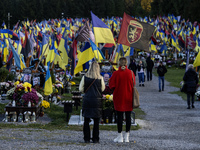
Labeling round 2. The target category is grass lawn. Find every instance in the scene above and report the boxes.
[164,67,188,100]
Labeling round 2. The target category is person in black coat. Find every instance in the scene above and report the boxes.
[183,64,199,109]
[79,61,105,143]
[157,61,167,92]
[128,59,137,76]
[146,55,154,81]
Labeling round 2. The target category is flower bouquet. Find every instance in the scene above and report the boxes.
[102,94,114,110]
[0,81,14,94]
[195,90,200,101]
[7,81,42,106]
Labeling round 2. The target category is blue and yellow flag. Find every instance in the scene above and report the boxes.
[89,38,105,62]
[113,44,124,70]
[193,51,200,67]
[58,27,68,67]
[8,38,25,70]
[91,11,115,45]
[150,40,157,53]
[74,42,94,75]
[124,47,134,57]
[44,63,53,95]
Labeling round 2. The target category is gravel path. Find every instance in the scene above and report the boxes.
[0,74,200,150]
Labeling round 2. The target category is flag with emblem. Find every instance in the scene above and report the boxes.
[118,12,155,52]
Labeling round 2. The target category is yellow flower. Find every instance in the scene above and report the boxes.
[108,95,113,101]
[106,94,110,99]
[14,81,19,87]
[70,81,76,85]
[24,87,28,92]
[41,100,50,108]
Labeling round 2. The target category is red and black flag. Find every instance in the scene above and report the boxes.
[118,12,155,52]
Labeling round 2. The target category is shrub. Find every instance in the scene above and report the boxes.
[0,67,9,82]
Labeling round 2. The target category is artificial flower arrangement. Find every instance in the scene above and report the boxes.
[53,81,63,94]
[195,90,200,101]
[102,94,114,110]
[70,81,76,86]
[52,80,63,100]
[40,100,50,109]
[7,81,43,106]
[0,81,14,94]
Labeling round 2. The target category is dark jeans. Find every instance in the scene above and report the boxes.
[116,111,131,133]
[83,117,100,142]
[187,93,195,106]
[159,76,165,90]
[147,69,152,81]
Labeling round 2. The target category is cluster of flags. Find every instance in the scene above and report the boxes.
[4,11,200,95]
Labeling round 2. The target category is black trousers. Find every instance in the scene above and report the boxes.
[147,69,152,81]
[83,117,100,142]
[116,111,131,133]
[187,93,195,106]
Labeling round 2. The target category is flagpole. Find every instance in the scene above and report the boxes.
[35,41,50,72]
[185,30,189,71]
[111,44,118,61]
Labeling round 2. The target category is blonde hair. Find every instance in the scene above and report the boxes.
[85,61,101,79]
[119,57,127,70]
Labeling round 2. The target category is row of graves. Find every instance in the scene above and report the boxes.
[0,57,72,123]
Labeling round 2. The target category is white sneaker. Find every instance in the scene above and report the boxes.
[124,132,129,142]
[114,133,123,142]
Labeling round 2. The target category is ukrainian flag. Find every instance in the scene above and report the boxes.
[113,44,124,70]
[89,38,105,62]
[124,47,134,57]
[74,42,94,75]
[8,38,25,70]
[150,40,157,53]
[91,11,115,45]
[44,63,53,96]
[58,27,68,67]
[40,34,50,57]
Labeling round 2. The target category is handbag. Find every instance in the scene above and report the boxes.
[131,71,140,108]
[180,81,187,93]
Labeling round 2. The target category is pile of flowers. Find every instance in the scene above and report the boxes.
[40,100,50,109]
[103,94,114,110]
[0,81,14,94]
[53,81,63,94]
[7,81,43,106]
[195,91,200,100]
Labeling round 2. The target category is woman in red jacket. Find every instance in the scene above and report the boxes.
[109,57,135,143]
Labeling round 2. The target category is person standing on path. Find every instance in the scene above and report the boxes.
[128,58,137,76]
[146,55,154,81]
[79,61,105,143]
[137,60,145,86]
[157,61,167,92]
[109,57,135,143]
[183,64,199,109]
